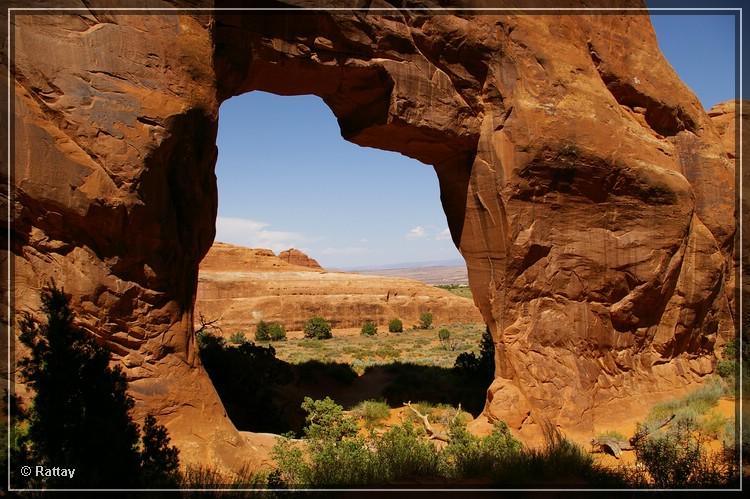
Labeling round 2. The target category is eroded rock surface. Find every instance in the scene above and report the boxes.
[11,1,736,468]
[195,242,482,333]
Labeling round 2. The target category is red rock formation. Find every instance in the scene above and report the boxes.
[201,242,320,273]
[10,2,736,468]
[278,248,323,270]
[195,243,482,332]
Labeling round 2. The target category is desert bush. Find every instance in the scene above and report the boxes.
[273,397,634,488]
[361,321,377,336]
[268,322,287,341]
[484,424,628,487]
[442,419,521,478]
[699,411,729,440]
[353,400,391,429]
[634,418,736,487]
[229,331,247,344]
[438,328,454,351]
[255,320,270,341]
[272,397,376,486]
[304,317,332,339]
[438,328,451,342]
[388,318,403,333]
[374,421,441,479]
[419,312,433,329]
[716,359,735,381]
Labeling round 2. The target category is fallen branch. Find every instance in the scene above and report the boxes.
[403,401,450,443]
[591,414,675,459]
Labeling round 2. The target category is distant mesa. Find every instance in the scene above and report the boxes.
[200,242,324,273]
[195,242,481,333]
[278,248,323,270]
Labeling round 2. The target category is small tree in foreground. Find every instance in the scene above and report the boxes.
[304,317,332,340]
[388,318,403,333]
[140,414,180,487]
[16,284,179,488]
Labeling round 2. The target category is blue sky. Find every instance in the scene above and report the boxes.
[214,14,736,269]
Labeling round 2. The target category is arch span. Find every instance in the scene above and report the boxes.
[12,6,735,469]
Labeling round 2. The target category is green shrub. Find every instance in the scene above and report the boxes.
[272,397,375,486]
[699,411,729,439]
[442,419,521,478]
[634,418,735,487]
[716,359,734,379]
[438,328,451,342]
[723,340,737,360]
[301,396,358,442]
[229,331,247,344]
[273,397,635,488]
[361,321,377,336]
[419,312,433,329]
[304,317,332,340]
[255,320,270,341]
[375,421,441,478]
[353,400,391,429]
[268,322,287,341]
[388,318,403,333]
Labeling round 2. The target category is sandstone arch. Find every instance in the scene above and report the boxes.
[11,4,735,469]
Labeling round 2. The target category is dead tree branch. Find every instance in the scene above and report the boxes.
[590,414,675,459]
[403,401,450,443]
[197,312,223,335]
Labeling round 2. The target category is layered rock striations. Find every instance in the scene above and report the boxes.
[195,243,482,333]
[11,1,736,467]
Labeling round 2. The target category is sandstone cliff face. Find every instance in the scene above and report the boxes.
[278,248,323,270]
[11,2,736,467]
[195,243,482,333]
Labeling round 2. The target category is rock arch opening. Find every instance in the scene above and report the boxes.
[193,90,487,435]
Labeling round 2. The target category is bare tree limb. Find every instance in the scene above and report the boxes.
[197,312,224,335]
[403,401,450,443]
[590,413,676,459]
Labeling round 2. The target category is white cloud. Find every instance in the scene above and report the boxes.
[215,216,307,252]
[406,225,426,240]
[435,228,451,241]
[320,246,367,256]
